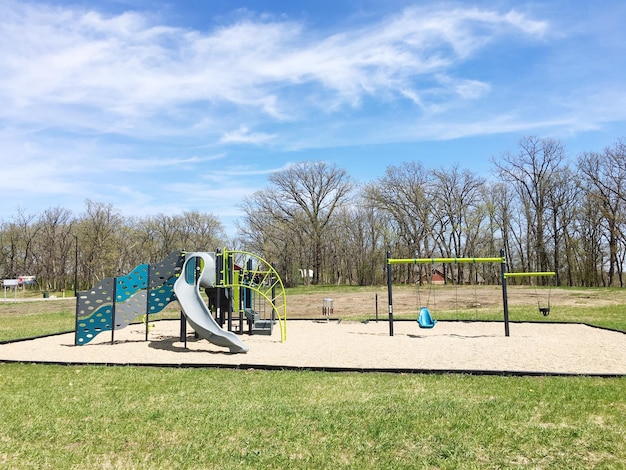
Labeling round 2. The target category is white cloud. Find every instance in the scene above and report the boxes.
[105,155,226,172]
[3,0,622,227]
[219,126,276,145]
[0,1,547,138]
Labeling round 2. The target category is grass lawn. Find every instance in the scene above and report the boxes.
[1,286,625,468]
[1,365,624,469]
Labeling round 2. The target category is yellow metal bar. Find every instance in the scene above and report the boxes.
[387,257,504,265]
[504,272,556,278]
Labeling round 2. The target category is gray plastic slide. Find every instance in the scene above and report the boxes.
[173,252,249,353]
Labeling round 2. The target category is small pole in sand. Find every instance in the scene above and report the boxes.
[375,293,378,322]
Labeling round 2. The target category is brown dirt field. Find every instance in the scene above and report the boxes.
[283,285,626,318]
[1,285,625,319]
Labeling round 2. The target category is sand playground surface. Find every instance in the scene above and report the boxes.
[2,286,626,376]
[1,319,625,376]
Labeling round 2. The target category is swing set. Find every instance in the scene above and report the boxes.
[414,259,485,328]
[386,250,555,337]
[502,271,554,316]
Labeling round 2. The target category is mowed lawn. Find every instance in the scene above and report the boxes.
[1,289,625,468]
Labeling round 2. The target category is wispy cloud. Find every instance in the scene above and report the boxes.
[1,0,623,228]
[105,155,226,172]
[0,1,548,139]
[219,126,276,145]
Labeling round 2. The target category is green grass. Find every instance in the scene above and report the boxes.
[0,364,624,469]
[0,301,181,342]
[0,310,74,341]
[393,304,626,332]
[0,304,74,341]
[1,287,625,468]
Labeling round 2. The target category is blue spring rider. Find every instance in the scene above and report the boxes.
[417,306,437,329]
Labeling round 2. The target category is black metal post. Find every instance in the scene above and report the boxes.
[387,251,394,336]
[74,234,78,298]
[216,250,223,326]
[238,285,244,334]
[180,310,187,347]
[111,278,117,344]
[145,266,150,342]
[500,248,510,337]
[227,252,233,332]
[74,289,80,346]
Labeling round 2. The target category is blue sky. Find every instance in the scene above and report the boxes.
[1,0,625,234]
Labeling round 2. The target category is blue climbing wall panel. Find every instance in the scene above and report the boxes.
[75,251,185,345]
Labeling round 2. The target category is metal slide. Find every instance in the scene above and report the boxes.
[173,252,249,353]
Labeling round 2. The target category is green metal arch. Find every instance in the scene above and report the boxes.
[221,249,287,342]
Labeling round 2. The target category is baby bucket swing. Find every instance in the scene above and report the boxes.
[536,279,552,316]
[416,261,437,328]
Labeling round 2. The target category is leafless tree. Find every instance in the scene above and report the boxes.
[578,141,626,286]
[364,161,435,260]
[76,200,124,286]
[240,161,355,285]
[493,136,566,277]
[0,209,40,280]
[431,164,486,267]
[546,167,580,286]
[34,207,75,290]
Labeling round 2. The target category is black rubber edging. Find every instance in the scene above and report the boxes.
[0,359,623,378]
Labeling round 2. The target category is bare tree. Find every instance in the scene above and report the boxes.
[546,167,580,286]
[178,211,228,251]
[364,161,435,261]
[77,200,124,286]
[578,141,626,286]
[575,193,605,286]
[241,161,355,285]
[325,203,386,285]
[431,165,486,258]
[35,207,75,291]
[238,189,313,287]
[0,209,40,280]
[493,136,566,276]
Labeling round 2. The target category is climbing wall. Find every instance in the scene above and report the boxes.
[75,251,185,345]
[148,250,185,314]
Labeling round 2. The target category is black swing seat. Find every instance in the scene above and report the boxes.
[539,307,550,316]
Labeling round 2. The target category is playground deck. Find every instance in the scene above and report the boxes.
[1,320,625,376]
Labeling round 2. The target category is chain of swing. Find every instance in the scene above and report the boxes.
[416,261,482,318]
[417,262,551,318]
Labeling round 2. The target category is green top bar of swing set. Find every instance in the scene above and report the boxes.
[387,257,505,265]
[504,271,556,278]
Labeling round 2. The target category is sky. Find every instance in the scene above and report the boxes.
[1,0,625,235]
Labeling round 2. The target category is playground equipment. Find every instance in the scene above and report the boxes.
[75,250,286,353]
[503,271,555,316]
[386,250,555,337]
[414,263,438,328]
[174,252,248,353]
[417,307,437,328]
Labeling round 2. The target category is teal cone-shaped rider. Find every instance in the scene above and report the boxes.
[417,307,437,328]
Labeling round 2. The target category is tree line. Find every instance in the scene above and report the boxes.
[0,200,227,292]
[1,136,625,291]
[239,136,626,288]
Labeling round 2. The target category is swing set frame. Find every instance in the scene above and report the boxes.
[386,249,555,337]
